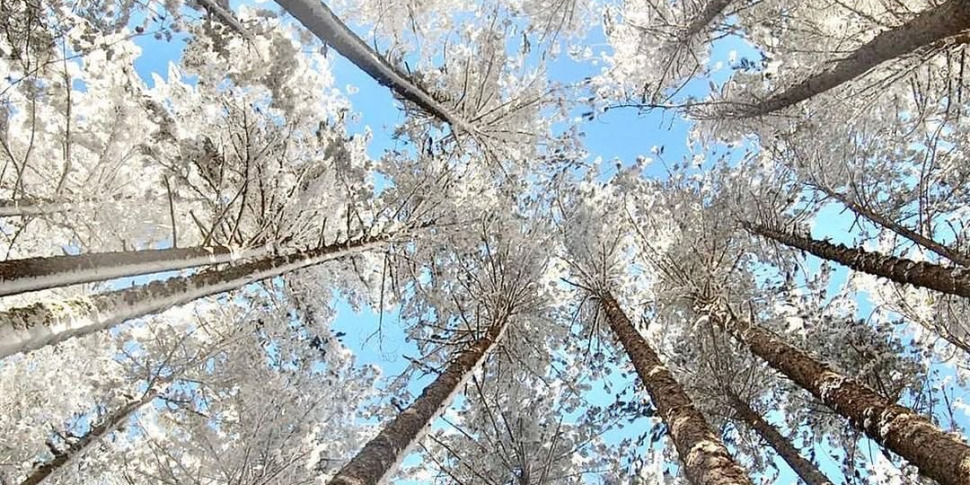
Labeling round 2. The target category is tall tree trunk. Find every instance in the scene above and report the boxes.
[0,234,389,359]
[0,245,263,297]
[735,0,970,117]
[704,303,970,485]
[744,222,970,299]
[274,0,475,135]
[328,316,509,485]
[724,391,832,485]
[598,292,752,485]
[814,184,970,267]
[20,388,160,485]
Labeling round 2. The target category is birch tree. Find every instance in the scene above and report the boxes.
[2,286,377,485]
[0,229,407,359]
[0,245,259,297]
[274,0,476,135]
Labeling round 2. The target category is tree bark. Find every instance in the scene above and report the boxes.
[0,245,263,297]
[274,0,475,135]
[0,200,74,218]
[195,0,254,43]
[682,0,733,39]
[0,234,389,359]
[328,316,509,485]
[706,304,970,485]
[19,389,159,485]
[599,292,752,485]
[735,0,970,117]
[814,185,970,267]
[744,222,970,299]
[0,196,136,218]
[724,391,832,485]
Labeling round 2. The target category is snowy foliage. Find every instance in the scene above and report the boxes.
[3,0,970,484]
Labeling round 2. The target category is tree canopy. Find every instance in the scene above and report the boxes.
[2,0,970,484]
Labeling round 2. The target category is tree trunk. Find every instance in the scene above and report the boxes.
[744,222,970,299]
[274,0,475,135]
[195,0,254,43]
[814,184,970,267]
[0,245,263,297]
[706,304,970,485]
[0,196,136,218]
[735,0,970,117]
[0,200,74,218]
[0,234,388,359]
[683,0,733,39]
[20,389,159,485]
[724,391,832,485]
[598,292,752,485]
[328,316,509,485]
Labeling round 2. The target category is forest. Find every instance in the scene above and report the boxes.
[1,0,969,483]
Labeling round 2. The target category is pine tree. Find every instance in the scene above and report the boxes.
[729,0,970,117]
[699,300,970,485]
[597,291,753,485]
[19,388,161,485]
[744,221,970,300]
[723,390,833,485]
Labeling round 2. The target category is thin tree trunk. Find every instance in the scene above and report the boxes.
[744,222,970,299]
[598,292,752,485]
[195,0,254,43]
[705,304,970,485]
[0,200,76,218]
[328,316,509,485]
[20,388,159,485]
[682,0,733,39]
[0,245,264,297]
[814,184,970,267]
[724,391,832,485]
[274,0,475,135]
[735,0,970,117]
[0,196,136,218]
[0,234,389,359]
